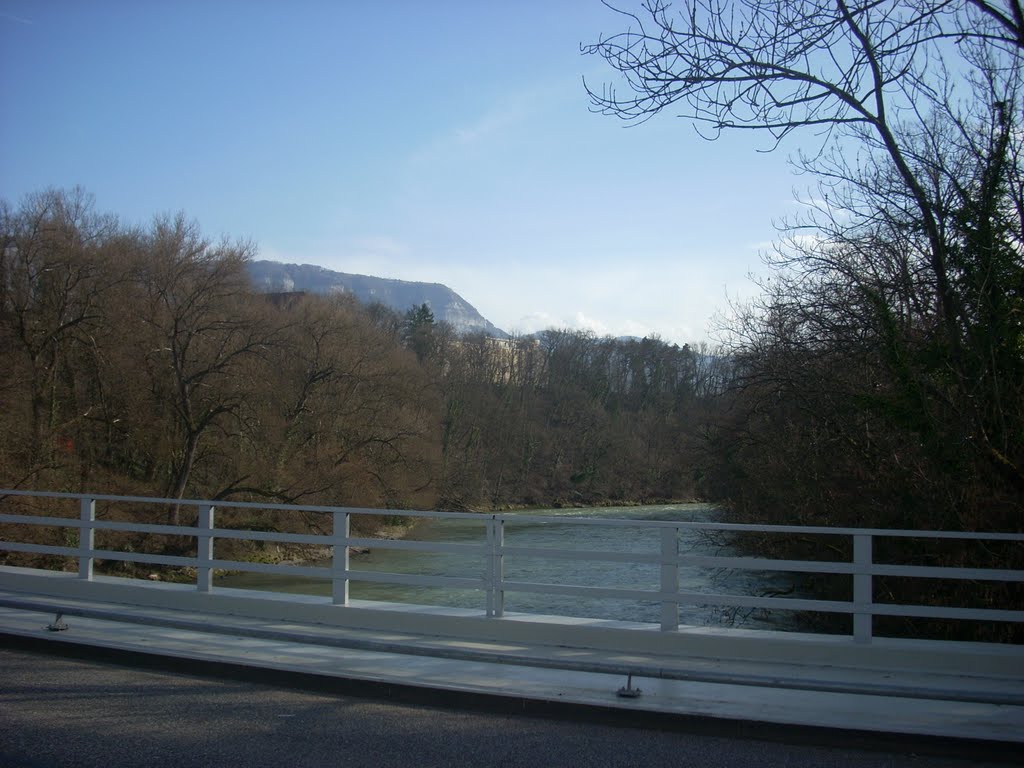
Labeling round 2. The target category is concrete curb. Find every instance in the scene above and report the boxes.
[2,592,1021,706]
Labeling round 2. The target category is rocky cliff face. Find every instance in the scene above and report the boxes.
[247,260,507,337]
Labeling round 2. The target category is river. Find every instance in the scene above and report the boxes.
[215,503,794,630]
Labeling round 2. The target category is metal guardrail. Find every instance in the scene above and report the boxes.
[1,489,1022,644]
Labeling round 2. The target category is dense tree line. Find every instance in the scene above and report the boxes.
[427,327,726,509]
[0,188,716,518]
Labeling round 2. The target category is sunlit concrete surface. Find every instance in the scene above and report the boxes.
[0,590,1021,748]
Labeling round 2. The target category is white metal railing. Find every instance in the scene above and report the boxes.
[1,489,1022,644]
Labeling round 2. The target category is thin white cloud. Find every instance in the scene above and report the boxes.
[407,78,564,173]
[453,101,524,145]
[348,235,411,259]
[789,192,854,224]
[0,11,33,25]
[410,99,525,169]
[573,311,610,336]
[512,310,697,345]
[514,311,559,333]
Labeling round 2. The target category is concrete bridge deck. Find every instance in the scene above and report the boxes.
[1,587,1021,756]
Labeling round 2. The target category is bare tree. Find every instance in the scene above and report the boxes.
[248,293,441,510]
[130,214,275,521]
[585,2,1019,334]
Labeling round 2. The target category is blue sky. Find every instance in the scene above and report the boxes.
[1,0,803,344]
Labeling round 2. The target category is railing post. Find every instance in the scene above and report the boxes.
[486,516,504,618]
[332,510,350,606]
[660,526,680,631]
[196,505,215,593]
[853,533,873,644]
[78,497,95,581]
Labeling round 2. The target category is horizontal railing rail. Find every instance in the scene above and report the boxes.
[1,489,1022,644]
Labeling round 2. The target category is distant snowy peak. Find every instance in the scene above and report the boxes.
[246,260,507,338]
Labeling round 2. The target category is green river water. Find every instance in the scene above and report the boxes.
[214,503,795,630]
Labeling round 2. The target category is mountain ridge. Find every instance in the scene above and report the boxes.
[246,260,508,337]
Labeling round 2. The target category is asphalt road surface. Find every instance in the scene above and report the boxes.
[0,646,1016,768]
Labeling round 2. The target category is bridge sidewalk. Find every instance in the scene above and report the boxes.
[0,588,1022,752]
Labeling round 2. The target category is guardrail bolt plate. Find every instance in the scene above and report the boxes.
[617,673,642,698]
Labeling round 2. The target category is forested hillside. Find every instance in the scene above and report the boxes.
[0,188,722,512]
